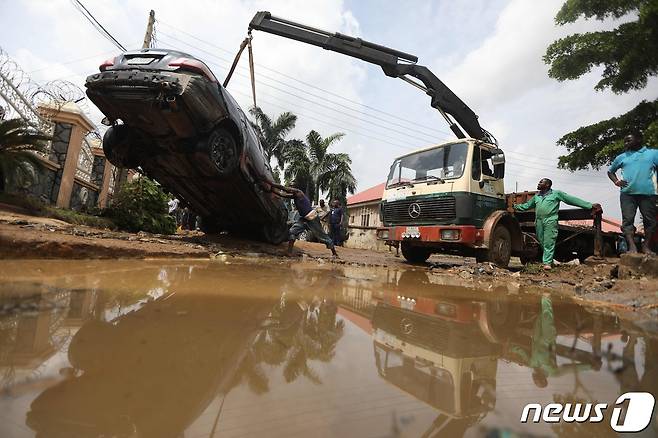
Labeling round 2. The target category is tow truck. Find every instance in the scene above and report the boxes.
[248,12,616,266]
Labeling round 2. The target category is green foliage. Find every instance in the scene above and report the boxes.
[108,176,175,234]
[47,207,116,229]
[557,99,658,170]
[544,0,658,169]
[545,0,657,93]
[249,106,297,170]
[284,130,356,203]
[0,118,52,190]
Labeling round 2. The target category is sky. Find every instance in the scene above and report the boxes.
[1,0,656,220]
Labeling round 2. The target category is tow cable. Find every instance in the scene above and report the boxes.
[223,30,257,108]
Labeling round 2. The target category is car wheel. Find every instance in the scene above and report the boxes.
[102,125,144,169]
[263,222,288,245]
[200,216,222,234]
[208,127,239,176]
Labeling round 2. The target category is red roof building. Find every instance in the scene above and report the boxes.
[347,182,386,206]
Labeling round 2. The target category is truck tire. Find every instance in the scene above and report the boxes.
[401,242,432,264]
[482,225,511,268]
[208,127,239,177]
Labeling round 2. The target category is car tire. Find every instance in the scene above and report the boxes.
[401,242,432,264]
[102,125,144,169]
[207,127,239,176]
[263,222,288,245]
[200,216,222,235]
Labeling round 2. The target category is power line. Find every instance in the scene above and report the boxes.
[156,20,453,137]
[70,0,126,51]
[27,49,120,75]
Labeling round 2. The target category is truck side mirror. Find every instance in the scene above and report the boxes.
[491,151,505,166]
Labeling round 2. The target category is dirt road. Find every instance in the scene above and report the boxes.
[1,206,656,316]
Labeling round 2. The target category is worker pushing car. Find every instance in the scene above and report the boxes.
[514,178,602,270]
[260,179,339,258]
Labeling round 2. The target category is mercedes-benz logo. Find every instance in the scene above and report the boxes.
[400,318,414,335]
[408,203,421,218]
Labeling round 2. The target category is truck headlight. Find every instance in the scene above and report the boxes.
[378,229,389,239]
[441,229,460,241]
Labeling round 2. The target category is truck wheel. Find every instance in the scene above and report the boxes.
[208,127,239,176]
[401,242,432,264]
[102,125,144,169]
[484,226,511,268]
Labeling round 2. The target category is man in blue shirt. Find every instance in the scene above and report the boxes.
[607,132,658,254]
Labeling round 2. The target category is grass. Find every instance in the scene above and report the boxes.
[521,263,544,274]
[0,192,116,229]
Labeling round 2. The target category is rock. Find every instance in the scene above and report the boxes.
[600,280,614,289]
[564,259,581,266]
[10,219,29,225]
[511,271,521,278]
[618,253,658,279]
[458,270,472,279]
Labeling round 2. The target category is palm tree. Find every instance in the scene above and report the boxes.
[0,118,51,192]
[249,106,297,173]
[284,130,356,204]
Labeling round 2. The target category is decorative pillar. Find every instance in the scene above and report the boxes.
[39,103,95,209]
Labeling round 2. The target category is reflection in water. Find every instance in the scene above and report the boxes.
[0,260,656,437]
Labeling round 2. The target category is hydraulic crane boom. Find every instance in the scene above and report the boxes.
[249,11,496,145]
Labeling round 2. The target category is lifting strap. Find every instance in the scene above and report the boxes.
[223,31,257,108]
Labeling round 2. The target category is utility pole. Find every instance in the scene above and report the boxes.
[113,9,156,196]
[142,10,156,48]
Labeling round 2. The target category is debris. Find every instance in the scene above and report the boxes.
[564,259,581,266]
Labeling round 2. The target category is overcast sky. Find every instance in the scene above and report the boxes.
[2,0,656,219]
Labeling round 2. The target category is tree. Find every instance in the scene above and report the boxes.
[0,118,52,192]
[543,0,658,170]
[284,130,356,204]
[249,106,297,173]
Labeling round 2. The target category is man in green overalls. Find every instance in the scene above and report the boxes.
[514,178,601,270]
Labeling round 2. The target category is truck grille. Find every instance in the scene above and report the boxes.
[382,196,455,224]
[373,304,448,351]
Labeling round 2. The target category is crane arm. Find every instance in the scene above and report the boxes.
[249,11,495,144]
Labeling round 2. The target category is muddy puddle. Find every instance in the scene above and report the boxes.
[0,259,656,437]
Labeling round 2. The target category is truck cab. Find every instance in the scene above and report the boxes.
[377,139,519,265]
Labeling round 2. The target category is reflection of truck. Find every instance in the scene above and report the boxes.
[248,12,615,266]
[371,292,499,436]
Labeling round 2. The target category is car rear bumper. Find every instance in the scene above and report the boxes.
[85,69,229,138]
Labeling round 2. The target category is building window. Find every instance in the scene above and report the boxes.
[361,213,370,227]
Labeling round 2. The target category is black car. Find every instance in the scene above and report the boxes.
[85,49,288,243]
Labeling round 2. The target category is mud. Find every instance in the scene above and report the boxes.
[1,206,657,315]
[0,259,656,437]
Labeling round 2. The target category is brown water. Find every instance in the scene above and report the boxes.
[0,259,656,437]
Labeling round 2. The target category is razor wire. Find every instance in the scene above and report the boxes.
[0,47,100,180]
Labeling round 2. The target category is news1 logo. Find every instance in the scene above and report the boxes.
[520,392,655,432]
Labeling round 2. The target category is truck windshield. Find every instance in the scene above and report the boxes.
[386,142,468,188]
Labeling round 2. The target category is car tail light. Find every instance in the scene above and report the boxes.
[99,56,117,72]
[168,58,217,82]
